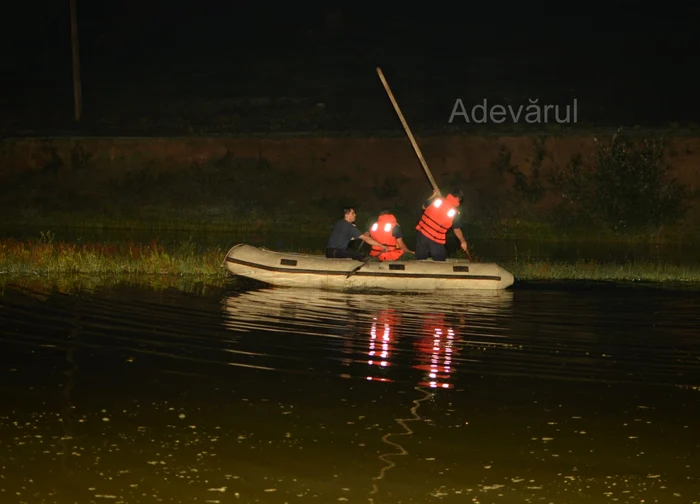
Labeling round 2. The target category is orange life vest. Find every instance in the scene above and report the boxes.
[415,194,460,244]
[369,213,404,261]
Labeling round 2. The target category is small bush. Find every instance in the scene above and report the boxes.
[550,128,689,233]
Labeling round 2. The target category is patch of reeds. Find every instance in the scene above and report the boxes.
[502,258,700,283]
[2,238,699,287]
[0,237,226,277]
[4,211,699,246]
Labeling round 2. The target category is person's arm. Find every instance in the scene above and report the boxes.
[392,225,414,254]
[345,223,381,248]
[360,233,388,251]
[453,228,473,261]
[421,187,442,210]
[453,228,468,252]
[396,237,414,254]
[451,213,471,257]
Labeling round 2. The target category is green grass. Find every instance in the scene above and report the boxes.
[4,129,698,245]
[0,237,227,277]
[503,258,700,283]
[470,218,700,244]
[2,238,700,289]
[4,209,699,246]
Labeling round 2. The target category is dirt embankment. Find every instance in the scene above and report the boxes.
[1,133,699,225]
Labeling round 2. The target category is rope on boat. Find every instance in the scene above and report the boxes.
[368,385,432,503]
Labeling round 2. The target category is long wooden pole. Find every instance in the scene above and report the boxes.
[70,0,83,122]
[376,67,439,192]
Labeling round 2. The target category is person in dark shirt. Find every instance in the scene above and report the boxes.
[326,206,388,260]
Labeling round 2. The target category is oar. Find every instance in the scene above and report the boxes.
[378,68,476,262]
[376,67,440,193]
[345,238,369,278]
[346,260,367,279]
[465,248,474,262]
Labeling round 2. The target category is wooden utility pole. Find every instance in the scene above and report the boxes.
[69,0,82,122]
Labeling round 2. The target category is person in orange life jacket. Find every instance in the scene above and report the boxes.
[415,188,469,262]
[326,206,389,260]
[367,208,415,261]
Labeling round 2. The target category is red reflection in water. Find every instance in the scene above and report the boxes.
[366,309,398,383]
[413,314,457,389]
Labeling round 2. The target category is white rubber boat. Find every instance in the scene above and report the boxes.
[223,243,515,292]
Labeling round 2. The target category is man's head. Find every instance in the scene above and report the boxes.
[378,207,391,216]
[343,206,357,223]
[450,188,464,205]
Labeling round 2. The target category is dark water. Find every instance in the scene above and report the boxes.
[1,279,700,503]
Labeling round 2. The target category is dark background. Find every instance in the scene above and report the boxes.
[2,2,699,136]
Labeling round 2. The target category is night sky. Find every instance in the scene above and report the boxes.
[2,2,699,134]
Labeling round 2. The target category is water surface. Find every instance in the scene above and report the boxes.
[1,280,699,503]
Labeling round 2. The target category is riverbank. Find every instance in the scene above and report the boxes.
[2,239,700,289]
[2,130,698,243]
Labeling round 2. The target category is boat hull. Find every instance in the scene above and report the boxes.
[224,244,515,292]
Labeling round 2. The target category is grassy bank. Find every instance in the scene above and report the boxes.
[502,259,700,283]
[2,238,700,287]
[3,129,698,243]
[0,238,228,277]
[3,213,699,245]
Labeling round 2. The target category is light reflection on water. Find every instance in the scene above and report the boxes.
[0,281,699,503]
[220,287,515,388]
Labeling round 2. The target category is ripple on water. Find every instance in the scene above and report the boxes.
[1,282,700,502]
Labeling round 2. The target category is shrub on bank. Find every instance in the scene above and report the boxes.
[549,129,689,233]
